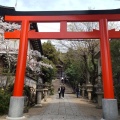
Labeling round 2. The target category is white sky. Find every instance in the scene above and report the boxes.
[0,0,120,32]
[0,0,120,11]
[0,0,120,52]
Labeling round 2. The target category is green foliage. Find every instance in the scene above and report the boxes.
[114,84,120,108]
[24,86,31,98]
[110,39,120,79]
[62,41,98,93]
[24,85,35,107]
[66,64,84,81]
[65,65,76,79]
[41,58,57,83]
[50,86,54,95]
[110,39,120,108]
[62,48,76,69]
[42,41,60,64]
[64,51,85,88]
[0,89,11,115]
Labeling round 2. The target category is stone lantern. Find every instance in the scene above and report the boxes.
[36,88,43,107]
[77,83,81,97]
[43,82,49,102]
[82,83,86,98]
[35,82,44,107]
[86,82,93,101]
[47,83,52,96]
[95,78,103,109]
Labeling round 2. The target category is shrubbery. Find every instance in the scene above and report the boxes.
[0,89,11,115]
[114,84,120,109]
[50,85,54,95]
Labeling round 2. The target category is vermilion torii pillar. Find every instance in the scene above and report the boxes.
[5,14,120,120]
[99,19,114,99]
[14,20,29,96]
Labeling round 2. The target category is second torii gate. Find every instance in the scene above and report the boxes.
[5,11,120,120]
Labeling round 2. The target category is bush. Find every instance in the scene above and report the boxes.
[0,89,11,115]
[114,84,120,109]
[50,86,54,95]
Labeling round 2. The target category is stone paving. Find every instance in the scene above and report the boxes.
[27,94,102,120]
[1,79,119,120]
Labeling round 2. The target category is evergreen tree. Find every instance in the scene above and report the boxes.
[42,41,59,65]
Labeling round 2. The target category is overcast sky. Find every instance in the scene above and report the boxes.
[0,0,120,52]
[0,0,120,32]
[0,0,120,11]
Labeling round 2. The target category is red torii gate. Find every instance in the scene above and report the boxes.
[5,14,120,119]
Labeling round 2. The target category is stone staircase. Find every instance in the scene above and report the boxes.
[52,79,73,94]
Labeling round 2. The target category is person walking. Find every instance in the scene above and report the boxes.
[75,86,80,98]
[61,84,65,98]
[58,85,62,98]
[61,77,64,83]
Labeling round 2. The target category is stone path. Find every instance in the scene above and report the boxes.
[27,94,102,120]
[1,79,119,120]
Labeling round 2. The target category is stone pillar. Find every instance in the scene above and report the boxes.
[86,82,93,101]
[35,89,43,107]
[6,97,25,120]
[96,91,103,109]
[43,88,48,102]
[88,91,91,100]
[82,84,86,98]
[47,89,49,96]
[47,84,51,97]
[102,99,118,120]
[95,79,103,109]
[78,83,81,96]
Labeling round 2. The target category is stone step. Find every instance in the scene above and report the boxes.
[52,79,73,94]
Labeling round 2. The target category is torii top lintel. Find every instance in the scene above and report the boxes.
[4,10,120,22]
[4,8,120,39]
[2,7,120,21]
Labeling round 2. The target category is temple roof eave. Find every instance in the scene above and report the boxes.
[1,5,120,16]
